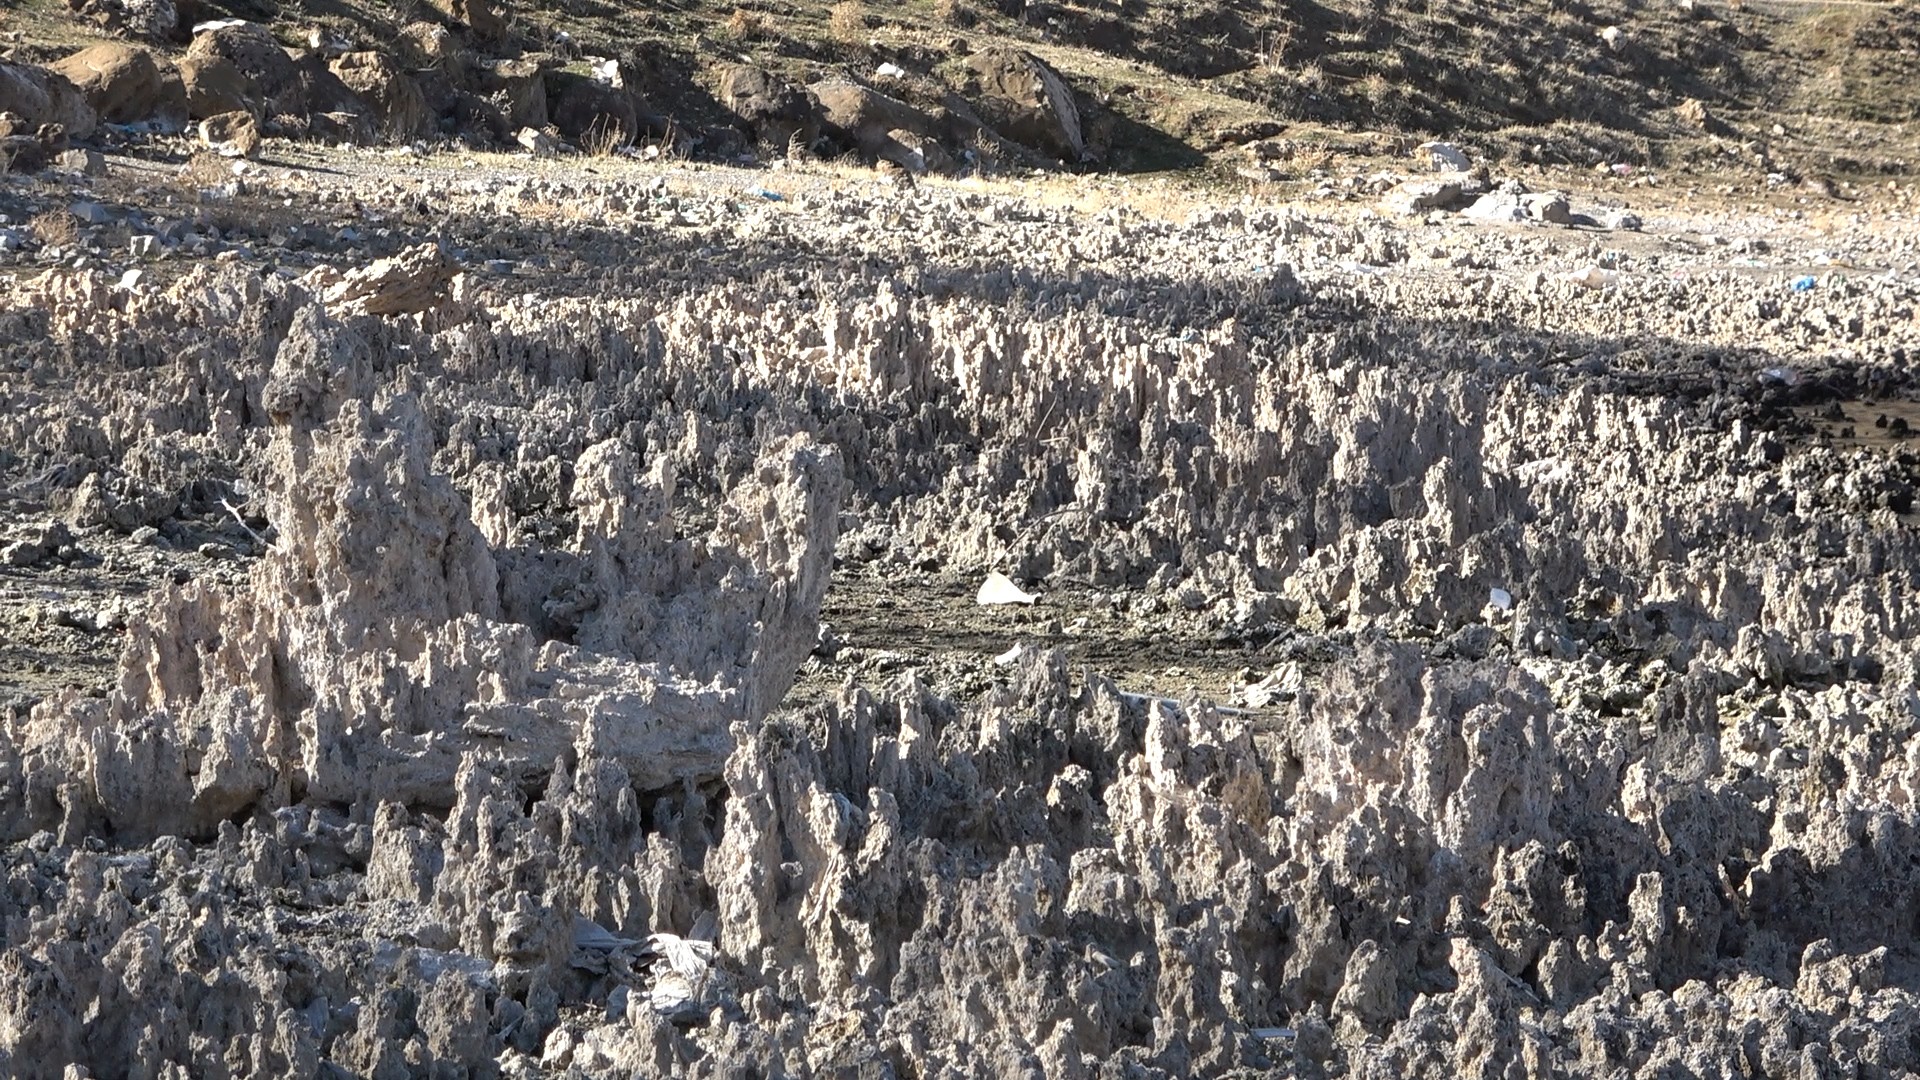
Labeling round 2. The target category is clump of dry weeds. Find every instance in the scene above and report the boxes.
[717,7,768,41]
[829,0,868,48]
[28,209,79,248]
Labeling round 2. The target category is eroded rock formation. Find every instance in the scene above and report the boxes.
[2,171,1919,1077]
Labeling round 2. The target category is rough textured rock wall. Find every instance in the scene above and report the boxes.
[1,297,844,843]
[2,179,1919,1077]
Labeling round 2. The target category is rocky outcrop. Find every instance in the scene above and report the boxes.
[48,43,184,127]
[546,71,641,147]
[424,0,505,41]
[179,53,253,119]
[0,302,844,844]
[184,22,302,118]
[2,162,1920,1078]
[962,47,1082,161]
[811,78,952,173]
[0,59,97,140]
[64,0,176,41]
[328,51,429,141]
[715,63,819,150]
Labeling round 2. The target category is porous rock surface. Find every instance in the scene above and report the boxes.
[1,163,1919,1078]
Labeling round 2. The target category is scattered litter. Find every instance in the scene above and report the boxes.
[116,269,143,291]
[1118,689,1250,716]
[1417,141,1470,173]
[647,932,717,982]
[1791,275,1817,292]
[644,931,718,1019]
[1237,663,1303,708]
[977,572,1036,605]
[1250,1027,1297,1040]
[876,62,907,79]
[1757,367,1800,388]
[993,642,1029,666]
[572,917,639,951]
[191,17,248,32]
[744,187,785,202]
[1560,266,1619,290]
[1488,587,1514,612]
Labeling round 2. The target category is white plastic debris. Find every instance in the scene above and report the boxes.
[1560,266,1619,290]
[1488,587,1514,612]
[647,932,717,981]
[1417,141,1471,173]
[572,917,638,951]
[993,642,1029,666]
[587,56,620,85]
[644,932,718,1016]
[977,572,1036,605]
[1250,1027,1297,1040]
[191,17,248,33]
[876,62,907,79]
[1238,662,1303,708]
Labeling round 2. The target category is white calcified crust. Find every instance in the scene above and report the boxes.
[1,172,1918,1077]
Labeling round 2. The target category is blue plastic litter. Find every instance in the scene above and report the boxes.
[1791,275,1817,291]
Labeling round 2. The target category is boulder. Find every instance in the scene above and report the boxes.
[65,0,177,41]
[444,91,508,144]
[1675,97,1731,136]
[474,56,549,131]
[179,54,253,119]
[1461,191,1528,223]
[0,60,97,140]
[49,43,184,126]
[318,242,459,316]
[424,0,504,41]
[714,64,818,149]
[961,47,1081,161]
[1382,178,1469,216]
[329,51,428,141]
[1523,192,1572,225]
[199,109,260,157]
[183,20,369,137]
[810,79,947,168]
[397,21,464,72]
[0,111,70,172]
[878,127,951,175]
[546,71,639,147]
[186,23,302,117]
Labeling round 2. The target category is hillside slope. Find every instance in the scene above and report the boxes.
[2,0,1918,177]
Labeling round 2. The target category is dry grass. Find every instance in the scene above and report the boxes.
[829,0,867,46]
[28,209,79,248]
[582,114,627,156]
[716,7,768,41]
[179,151,235,189]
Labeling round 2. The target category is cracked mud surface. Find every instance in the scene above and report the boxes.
[3,145,1920,1078]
